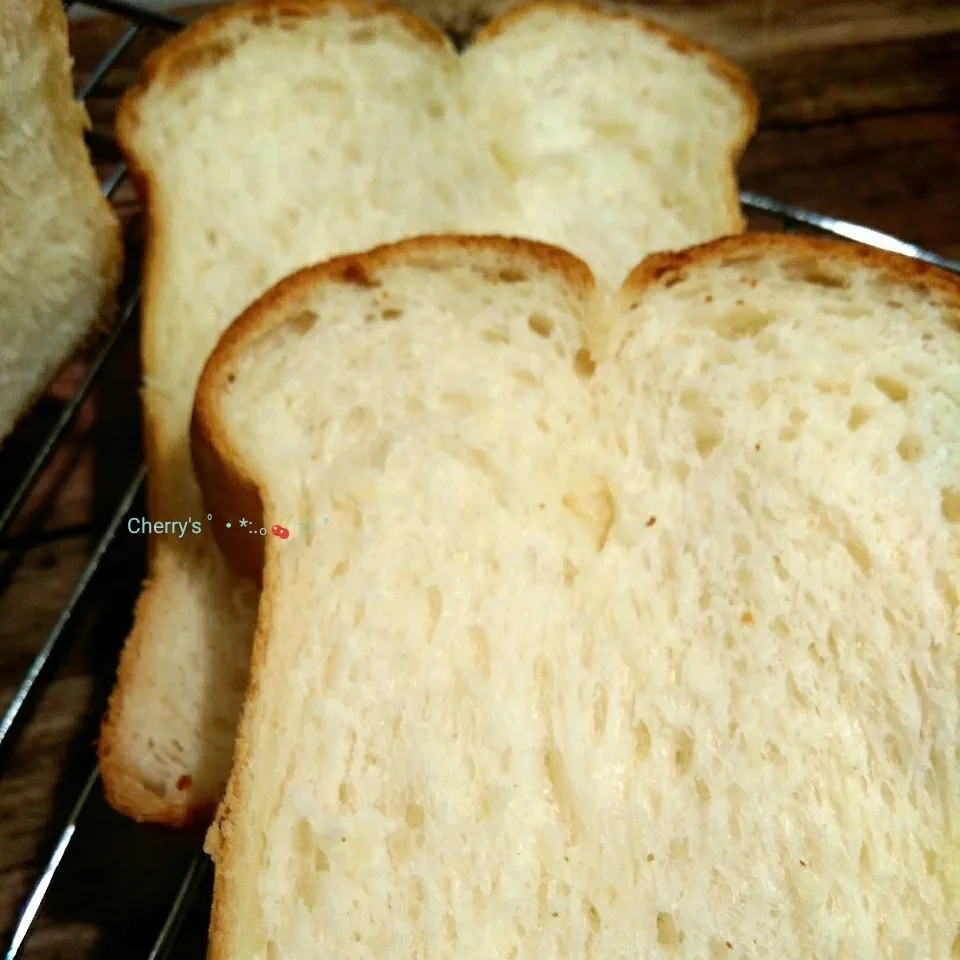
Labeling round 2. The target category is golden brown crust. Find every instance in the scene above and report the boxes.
[99,41,179,828]
[621,232,960,309]
[191,404,265,585]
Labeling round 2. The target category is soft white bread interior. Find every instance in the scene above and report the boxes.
[98,0,756,825]
[0,0,122,442]
[195,233,960,959]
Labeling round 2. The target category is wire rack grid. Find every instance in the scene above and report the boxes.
[1,1,958,957]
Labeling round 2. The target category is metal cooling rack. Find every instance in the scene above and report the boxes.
[1,2,959,957]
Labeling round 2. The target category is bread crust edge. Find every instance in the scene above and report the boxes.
[99,0,454,828]
[198,231,960,957]
[192,232,597,580]
[99,0,758,828]
[195,233,595,959]
[621,232,960,310]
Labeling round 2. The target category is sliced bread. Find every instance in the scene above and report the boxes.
[98,0,756,825]
[0,0,122,442]
[195,232,960,959]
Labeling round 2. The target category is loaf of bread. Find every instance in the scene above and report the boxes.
[195,232,960,959]
[0,0,122,442]
[98,0,756,826]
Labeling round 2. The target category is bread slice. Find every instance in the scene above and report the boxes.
[195,232,960,958]
[0,0,122,442]
[97,0,756,825]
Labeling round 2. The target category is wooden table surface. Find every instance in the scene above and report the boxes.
[1,1,958,956]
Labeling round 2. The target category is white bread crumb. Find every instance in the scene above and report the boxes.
[197,234,960,959]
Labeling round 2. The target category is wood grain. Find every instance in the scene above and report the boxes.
[1,1,957,956]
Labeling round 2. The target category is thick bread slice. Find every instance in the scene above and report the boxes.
[195,233,960,959]
[0,0,122,442]
[98,0,756,825]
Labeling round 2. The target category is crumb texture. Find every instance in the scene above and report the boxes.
[210,240,960,959]
[106,1,752,817]
[0,0,120,440]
